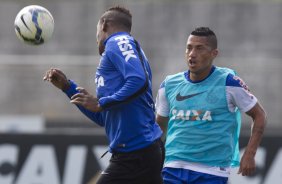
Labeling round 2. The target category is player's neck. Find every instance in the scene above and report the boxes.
[189,66,215,82]
[189,73,209,82]
[107,27,130,38]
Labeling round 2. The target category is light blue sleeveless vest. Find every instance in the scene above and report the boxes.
[164,67,241,167]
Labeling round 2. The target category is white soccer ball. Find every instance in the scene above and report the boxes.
[14,5,54,45]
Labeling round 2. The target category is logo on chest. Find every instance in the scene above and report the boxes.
[176,91,206,101]
[171,109,212,121]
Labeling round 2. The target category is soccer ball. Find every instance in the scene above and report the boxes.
[14,5,54,45]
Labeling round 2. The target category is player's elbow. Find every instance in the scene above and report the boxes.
[133,76,147,90]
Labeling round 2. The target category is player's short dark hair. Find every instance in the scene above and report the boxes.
[191,27,217,49]
[100,6,132,32]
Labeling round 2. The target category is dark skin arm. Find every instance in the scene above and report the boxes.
[43,68,70,91]
[43,68,103,112]
[238,102,267,176]
[70,87,103,112]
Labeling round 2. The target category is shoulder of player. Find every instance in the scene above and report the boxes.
[160,72,185,88]
[213,67,247,88]
[105,33,134,47]
[104,34,136,55]
[166,72,185,81]
[215,66,236,75]
[225,73,249,90]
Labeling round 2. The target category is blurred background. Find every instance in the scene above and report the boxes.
[0,0,281,184]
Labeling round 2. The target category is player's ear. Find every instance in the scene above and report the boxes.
[211,49,218,59]
[102,18,108,32]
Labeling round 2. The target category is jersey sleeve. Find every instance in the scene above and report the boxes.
[98,40,148,109]
[226,74,258,112]
[155,80,170,117]
[63,80,104,126]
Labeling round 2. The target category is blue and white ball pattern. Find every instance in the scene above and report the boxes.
[14,5,54,45]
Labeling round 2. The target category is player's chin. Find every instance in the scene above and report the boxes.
[188,64,198,72]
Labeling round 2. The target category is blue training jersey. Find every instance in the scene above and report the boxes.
[64,32,162,152]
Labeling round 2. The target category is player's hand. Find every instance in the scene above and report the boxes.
[70,87,103,112]
[43,68,70,91]
[238,151,256,176]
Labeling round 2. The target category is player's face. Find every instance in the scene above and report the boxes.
[185,35,218,81]
[96,20,106,55]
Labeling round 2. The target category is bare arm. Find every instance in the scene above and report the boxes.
[43,68,70,91]
[43,68,103,113]
[238,102,267,176]
[156,114,169,141]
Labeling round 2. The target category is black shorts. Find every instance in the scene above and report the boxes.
[97,139,165,184]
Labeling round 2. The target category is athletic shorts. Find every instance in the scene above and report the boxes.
[162,167,228,184]
[97,139,165,184]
